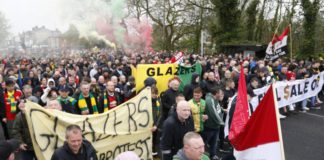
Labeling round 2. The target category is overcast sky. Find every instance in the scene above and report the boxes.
[0,0,67,34]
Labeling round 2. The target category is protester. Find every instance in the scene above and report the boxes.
[22,85,39,103]
[188,87,207,133]
[183,73,202,101]
[160,100,194,160]
[51,124,97,160]
[57,85,78,114]
[46,99,63,110]
[98,81,122,112]
[151,86,162,156]
[0,81,6,140]
[3,79,22,139]
[203,87,224,160]
[161,78,180,122]
[12,99,36,160]
[173,132,209,160]
[123,76,136,101]
[74,81,98,115]
[0,50,321,160]
[0,139,20,160]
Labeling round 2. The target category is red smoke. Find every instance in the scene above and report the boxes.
[95,17,153,52]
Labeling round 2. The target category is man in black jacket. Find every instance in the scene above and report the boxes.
[160,100,194,160]
[161,78,180,123]
[51,124,97,160]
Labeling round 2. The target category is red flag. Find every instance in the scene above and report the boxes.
[271,26,290,45]
[265,26,290,61]
[228,66,249,143]
[169,52,184,64]
[232,85,285,160]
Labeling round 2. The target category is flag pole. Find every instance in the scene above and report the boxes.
[272,83,286,160]
[289,24,293,62]
[271,20,282,42]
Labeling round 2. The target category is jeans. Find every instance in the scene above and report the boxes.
[202,127,220,158]
[302,99,308,108]
[310,96,316,107]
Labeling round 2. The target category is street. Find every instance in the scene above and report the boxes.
[282,98,324,160]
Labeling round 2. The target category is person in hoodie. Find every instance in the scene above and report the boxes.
[51,124,97,160]
[40,78,58,106]
[173,132,209,160]
[203,87,224,160]
[183,73,203,101]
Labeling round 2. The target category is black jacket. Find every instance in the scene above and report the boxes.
[160,112,194,160]
[183,73,202,101]
[161,88,179,121]
[51,139,97,160]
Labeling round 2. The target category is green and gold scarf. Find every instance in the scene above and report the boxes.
[78,93,98,114]
[7,91,17,113]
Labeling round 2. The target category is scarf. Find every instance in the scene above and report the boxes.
[153,98,160,116]
[7,91,17,113]
[78,93,98,114]
[103,92,108,112]
[193,99,205,132]
[58,96,76,105]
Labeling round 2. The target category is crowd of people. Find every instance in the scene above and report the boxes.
[0,50,323,160]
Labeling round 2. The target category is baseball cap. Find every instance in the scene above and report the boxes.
[59,85,70,92]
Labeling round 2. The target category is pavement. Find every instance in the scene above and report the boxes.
[217,93,324,160]
[281,95,324,160]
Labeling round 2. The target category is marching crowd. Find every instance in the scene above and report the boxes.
[0,50,323,160]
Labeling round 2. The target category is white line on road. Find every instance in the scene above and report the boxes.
[304,112,324,119]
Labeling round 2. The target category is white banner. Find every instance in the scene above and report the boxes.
[250,71,324,109]
[25,87,153,160]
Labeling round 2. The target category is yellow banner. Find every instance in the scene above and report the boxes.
[25,88,153,160]
[136,64,176,93]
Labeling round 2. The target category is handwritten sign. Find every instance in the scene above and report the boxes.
[25,88,153,160]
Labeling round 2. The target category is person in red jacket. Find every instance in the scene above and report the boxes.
[3,79,22,139]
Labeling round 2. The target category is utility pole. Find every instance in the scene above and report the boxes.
[200,30,204,56]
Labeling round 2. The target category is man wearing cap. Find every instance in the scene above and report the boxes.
[3,79,22,139]
[0,139,20,160]
[57,85,78,114]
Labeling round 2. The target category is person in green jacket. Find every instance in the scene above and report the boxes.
[202,87,224,160]
[173,132,210,160]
